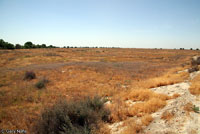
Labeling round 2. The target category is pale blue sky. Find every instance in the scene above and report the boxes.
[0,0,200,48]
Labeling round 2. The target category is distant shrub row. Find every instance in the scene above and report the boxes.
[0,39,58,49]
[0,39,120,50]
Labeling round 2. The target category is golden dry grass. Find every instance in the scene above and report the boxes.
[0,48,199,133]
[141,114,153,126]
[171,93,181,99]
[123,119,143,134]
[189,73,200,95]
[122,114,153,134]
[161,111,175,122]
[128,98,166,117]
[184,102,193,113]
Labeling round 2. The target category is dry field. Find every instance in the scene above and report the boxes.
[0,48,199,133]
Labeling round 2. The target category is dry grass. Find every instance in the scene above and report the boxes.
[171,93,181,99]
[124,89,170,101]
[122,114,153,134]
[123,119,143,134]
[189,73,200,95]
[107,89,169,122]
[0,48,199,133]
[161,111,175,122]
[128,98,166,117]
[141,114,153,126]
[140,70,189,89]
[184,102,193,113]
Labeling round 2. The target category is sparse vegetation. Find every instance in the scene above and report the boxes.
[184,103,200,114]
[189,73,200,95]
[141,114,153,126]
[0,48,199,133]
[34,96,110,134]
[161,111,174,122]
[44,52,61,57]
[184,102,193,113]
[23,71,36,80]
[193,105,199,113]
[188,66,199,73]
[35,78,49,89]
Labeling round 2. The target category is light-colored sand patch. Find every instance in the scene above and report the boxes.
[145,71,200,134]
[108,70,200,134]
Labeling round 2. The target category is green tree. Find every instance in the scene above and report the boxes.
[0,39,5,49]
[24,41,33,48]
[41,44,46,48]
[15,44,21,49]
[36,44,42,48]
[48,45,53,48]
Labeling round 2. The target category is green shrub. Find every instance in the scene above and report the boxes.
[34,96,110,134]
[193,105,199,113]
[35,78,49,89]
[24,71,36,80]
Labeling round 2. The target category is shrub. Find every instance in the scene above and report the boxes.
[24,71,36,80]
[34,96,110,134]
[35,78,49,89]
[188,66,199,73]
[193,105,199,113]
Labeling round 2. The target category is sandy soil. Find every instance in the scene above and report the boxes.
[108,70,200,134]
[145,70,200,134]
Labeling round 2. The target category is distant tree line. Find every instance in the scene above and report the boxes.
[0,39,58,49]
[62,46,120,49]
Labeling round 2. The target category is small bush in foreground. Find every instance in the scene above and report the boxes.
[23,71,36,80]
[34,96,110,134]
[35,78,49,89]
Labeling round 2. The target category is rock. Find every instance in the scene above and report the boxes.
[191,56,200,66]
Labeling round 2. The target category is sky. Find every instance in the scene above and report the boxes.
[0,0,200,48]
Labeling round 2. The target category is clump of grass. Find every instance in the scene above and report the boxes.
[108,100,128,122]
[184,103,200,113]
[171,93,180,99]
[141,114,153,126]
[123,119,143,134]
[184,102,193,113]
[33,96,110,134]
[189,74,200,95]
[124,89,170,101]
[161,111,174,122]
[128,98,166,117]
[108,89,170,122]
[35,78,49,89]
[23,71,36,80]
